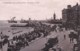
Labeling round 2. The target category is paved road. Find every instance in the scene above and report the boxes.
[0,30,74,51]
[58,31,74,51]
[20,30,74,51]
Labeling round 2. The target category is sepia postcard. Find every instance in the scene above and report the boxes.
[0,0,80,51]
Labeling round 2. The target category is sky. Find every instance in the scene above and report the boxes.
[0,0,80,20]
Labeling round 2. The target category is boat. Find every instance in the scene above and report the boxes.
[20,19,28,23]
[8,17,17,23]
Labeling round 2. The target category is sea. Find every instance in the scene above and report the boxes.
[0,20,27,31]
[0,20,27,27]
[0,20,34,40]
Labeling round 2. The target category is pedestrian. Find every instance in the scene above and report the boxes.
[64,35,66,39]
[7,47,12,51]
[70,38,72,43]
[73,39,78,51]
[69,32,74,43]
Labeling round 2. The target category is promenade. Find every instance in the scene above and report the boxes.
[0,27,75,51]
[20,30,74,51]
[0,27,34,51]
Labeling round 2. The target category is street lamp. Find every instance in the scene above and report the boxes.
[0,32,3,51]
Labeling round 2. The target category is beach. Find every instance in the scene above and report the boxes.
[0,21,34,40]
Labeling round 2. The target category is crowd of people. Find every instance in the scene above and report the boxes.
[7,24,52,51]
[0,21,66,51]
[0,22,60,51]
[69,31,79,51]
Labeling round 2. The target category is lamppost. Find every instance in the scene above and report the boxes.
[0,32,3,51]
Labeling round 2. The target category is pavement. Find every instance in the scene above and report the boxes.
[20,30,74,51]
[57,30,74,51]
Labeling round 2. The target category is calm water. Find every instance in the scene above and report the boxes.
[0,20,27,32]
[0,20,27,27]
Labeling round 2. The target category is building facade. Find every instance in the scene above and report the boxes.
[62,3,80,29]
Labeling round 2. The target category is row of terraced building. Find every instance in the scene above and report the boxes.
[62,3,80,29]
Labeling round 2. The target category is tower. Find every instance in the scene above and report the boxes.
[53,13,56,20]
[29,18,31,21]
